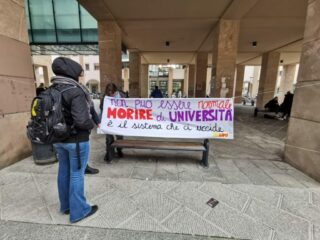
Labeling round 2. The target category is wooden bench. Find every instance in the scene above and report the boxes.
[108,138,210,167]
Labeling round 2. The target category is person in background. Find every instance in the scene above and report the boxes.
[278,91,294,120]
[150,86,163,98]
[51,57,98,223]
[264,96,280,113]
[36,83,46,96]
[84,85,100,175]
[100,83,124,163]
[254,96,280,117]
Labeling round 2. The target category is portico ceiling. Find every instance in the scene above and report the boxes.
[78,0,308,65]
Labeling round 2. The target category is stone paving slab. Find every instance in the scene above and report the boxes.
[0,220,236,240]
[1,171,320,240]
[1,105,319,240]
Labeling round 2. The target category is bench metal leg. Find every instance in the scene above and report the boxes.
[201,139,209,168]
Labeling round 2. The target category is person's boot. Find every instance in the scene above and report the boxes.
[72,205,98,223]
[85,165,99,174]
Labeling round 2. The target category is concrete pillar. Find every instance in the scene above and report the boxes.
[284,0,320,181]
[195,52,208,97]
[183,67,189,97]
[32,56,54,84]
[98,20,122,92]
[168,68,173,97]
[129,50,141,97]
[78,56,85,85]
[206,67,212,96]
[140,64,149,98]
[122,67,129,92]
[188,65,195,97]
[211,19,240,97]
[278,64,296,102]
[0,0,35,168]
[256,52,280,108]
[34,66,42,86]
[251,66,261,98]
[42,66,50,87]
[234,65,245,103]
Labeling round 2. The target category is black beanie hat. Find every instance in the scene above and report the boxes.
[52,57,83,81]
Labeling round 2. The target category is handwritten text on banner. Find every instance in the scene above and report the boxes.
[99,97,234,139]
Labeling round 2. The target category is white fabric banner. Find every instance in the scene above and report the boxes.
[99,97,234,139]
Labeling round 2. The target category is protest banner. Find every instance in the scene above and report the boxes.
[99,97,234,139]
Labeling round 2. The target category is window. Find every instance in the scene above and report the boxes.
[29,0,56,42]
[94,63,99,70]
[85,64,90,71]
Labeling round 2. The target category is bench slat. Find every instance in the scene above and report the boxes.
[112,140,206,151]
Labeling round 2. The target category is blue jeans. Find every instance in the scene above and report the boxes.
[53,141,91,223]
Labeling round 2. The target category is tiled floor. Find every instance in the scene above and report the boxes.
[0,105,319,240]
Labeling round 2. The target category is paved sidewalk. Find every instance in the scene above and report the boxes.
[0,105,319,240]
[0,220,233,240]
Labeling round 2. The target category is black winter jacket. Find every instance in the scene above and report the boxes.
[51,57,94,143]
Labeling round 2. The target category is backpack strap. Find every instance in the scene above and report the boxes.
[52,84,82,169]
[76,135,81,170]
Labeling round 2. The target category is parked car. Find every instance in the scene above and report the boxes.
[242,95,255,106]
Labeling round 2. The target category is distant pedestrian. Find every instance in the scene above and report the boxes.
[150,86,163,98]
[279,91,294,120]
[36,83,46,96]
[254,96,280,117]
[264,96,280,113]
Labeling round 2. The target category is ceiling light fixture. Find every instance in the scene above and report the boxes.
[165,41,170,47]
[252,41,257,47]
[167,58,170,63]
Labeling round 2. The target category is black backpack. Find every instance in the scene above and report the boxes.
[27,85,76,144]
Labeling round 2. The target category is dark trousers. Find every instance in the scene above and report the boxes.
[105,134,123,160]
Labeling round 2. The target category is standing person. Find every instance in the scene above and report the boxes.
[100,83,124,163]
[150,86,163,98]
[279,91,294,119]
[51,57,98,223]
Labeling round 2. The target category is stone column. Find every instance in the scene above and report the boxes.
[256,52,280,108]
[78,56,85,85]
[188,65,195,97]
[211,19,240,97]
[122,67,129,92]
[140,64,149,98]
[206,67,212,96]
[42,66,50,87]
[251,66,261,98]
[278,64,296,103]
[129,50,141,97]
[168,68,173,97]
[0,0,35,168]
[183,67,189,97]
[98,20,122,92]
[285,0,320,181]
[234,65,245,103]
[195,52,208,97]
